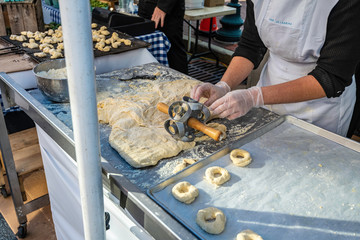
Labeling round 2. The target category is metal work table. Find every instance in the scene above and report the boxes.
[2,62,359,239]
[0,63,281,239]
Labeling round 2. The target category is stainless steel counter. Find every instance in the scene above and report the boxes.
[6,62,344,239]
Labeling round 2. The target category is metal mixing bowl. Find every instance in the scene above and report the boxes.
[32,58,69,103]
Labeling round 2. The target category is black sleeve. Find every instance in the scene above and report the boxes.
[232,0,267,69]
[308,0,360,98]
[157,0,179,14]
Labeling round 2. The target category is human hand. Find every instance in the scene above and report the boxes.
[190,81,231,107]
[210,86,264,120]
[151,7,166,28]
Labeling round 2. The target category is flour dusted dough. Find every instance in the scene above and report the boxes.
[173,158,197,174]
[172,181,199,204]
[98,79,202,168]
[230,149,252,167]
[236,229,263,240]
[205,166,230,186]
[196,207,226,234]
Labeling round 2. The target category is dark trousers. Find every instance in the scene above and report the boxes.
[158,17,188,74]
[138,1,188,74]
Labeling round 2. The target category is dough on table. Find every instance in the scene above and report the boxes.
[205,166,230,186]
[171,181,198,204]
[236,229,263,240]
[196,207,226,234]
[98,79,202,168]
[173,158,197,173]
[230,149,252,167]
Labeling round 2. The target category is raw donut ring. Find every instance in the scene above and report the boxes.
[205,166,230,186]
[230,149,252,167]
[236,229,263,240]
[171,181,199,204]
[196,207,226,234]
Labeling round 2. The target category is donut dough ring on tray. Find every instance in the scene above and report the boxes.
[230,149,252,167]
[205,166,230,186]
[196,207,226,234]
[171,181,199,204]
[237,229,263,240]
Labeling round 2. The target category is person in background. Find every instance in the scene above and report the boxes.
[191,0,360,137]
[138,0,188,74]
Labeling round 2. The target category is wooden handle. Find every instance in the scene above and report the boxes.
[157,102,169,114]
[157,102,222,141]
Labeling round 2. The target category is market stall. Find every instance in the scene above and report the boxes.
[1,1,360,239]
[1,61,360,239]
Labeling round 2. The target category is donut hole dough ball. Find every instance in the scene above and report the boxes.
[236,229,263,240]
[196,207,226,234]
[171,181,199,204]
[173,158,197,174]
[205,166,230,186]
[230,149,252,167]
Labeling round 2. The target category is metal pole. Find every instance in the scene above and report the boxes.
[58,1,105,239]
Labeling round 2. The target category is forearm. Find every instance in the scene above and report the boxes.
[220,56,254,90]
[262,75,326,105]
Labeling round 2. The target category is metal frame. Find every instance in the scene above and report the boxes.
[184,18,220,66]
[0,91,49,238]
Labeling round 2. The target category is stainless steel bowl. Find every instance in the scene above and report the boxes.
[32,58,69,103]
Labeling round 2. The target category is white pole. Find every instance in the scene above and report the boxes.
[58,1,105,239]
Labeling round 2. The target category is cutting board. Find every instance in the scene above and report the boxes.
[0,38,37,73]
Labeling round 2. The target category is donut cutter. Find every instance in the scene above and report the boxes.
[162,96,211,142]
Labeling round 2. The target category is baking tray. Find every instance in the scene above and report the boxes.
[0,25,150,63]
[148,115,360,240]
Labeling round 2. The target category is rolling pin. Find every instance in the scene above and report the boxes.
[157,102,223,141]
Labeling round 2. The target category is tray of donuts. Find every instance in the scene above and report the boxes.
[1,23,150,63]
[147,115,360,240]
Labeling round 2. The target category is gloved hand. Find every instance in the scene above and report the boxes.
[209,86,264,120]
[190,81,231,107]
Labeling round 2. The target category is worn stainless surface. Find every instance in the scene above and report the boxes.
[0,63,283,239]
[32,58,69,103]
[148,116,360,240]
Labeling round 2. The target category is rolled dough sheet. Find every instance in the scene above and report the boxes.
[98,78,209,168]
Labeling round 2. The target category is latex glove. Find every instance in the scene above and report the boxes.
[151,7,166,28]
[210,86,264,120]
[190,81,231,107]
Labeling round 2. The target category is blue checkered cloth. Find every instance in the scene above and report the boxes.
[135,31,171,66]
[0,94,20,115]
[42,0,61,24]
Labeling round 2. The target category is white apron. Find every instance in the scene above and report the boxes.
[253,0,356,136]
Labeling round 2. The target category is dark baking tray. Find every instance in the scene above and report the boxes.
[108,14,155,36]
[0,25,150,63]
[92,7,155,36]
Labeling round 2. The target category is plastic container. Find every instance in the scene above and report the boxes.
[185,0,204,9]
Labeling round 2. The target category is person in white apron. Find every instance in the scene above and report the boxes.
[191,0,359,137]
